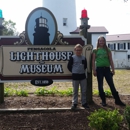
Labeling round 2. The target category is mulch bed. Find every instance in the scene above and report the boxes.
[0,95,130,130]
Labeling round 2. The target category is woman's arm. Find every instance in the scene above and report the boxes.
[108,51,115,75]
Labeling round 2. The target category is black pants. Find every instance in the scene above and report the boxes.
[96,67,117,94]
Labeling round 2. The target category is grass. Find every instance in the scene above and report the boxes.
[4,69,130,95]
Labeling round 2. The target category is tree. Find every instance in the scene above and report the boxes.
[2,19,19,36]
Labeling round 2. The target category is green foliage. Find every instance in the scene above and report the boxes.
[15,90,28,97]
[2,19,19,36]
[35,87,48,96]
[93,90,99,96]
[4,87,14,97]
[58,88,73,96]
[124,105,130,129]
[104,89,112,97]
[47,86,59,96]
[34,87,73,96]
[4,87,28,97]
[93,89,112,97]
[87,109,123,130]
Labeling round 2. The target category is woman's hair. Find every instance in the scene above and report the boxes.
[96,35,109,51]
[74,44,83,50]
[96,35,110,58]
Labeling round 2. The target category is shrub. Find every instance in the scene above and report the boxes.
[104,89,112,97]
[93,89,112,97]
[58,88,73,96]
[47,86,59,96]
[35,87,48,96]
[93,90,99,96]
[87,108,123,130]
[15,90,28,96]
[124,105,130,130]
[4,88,14,97]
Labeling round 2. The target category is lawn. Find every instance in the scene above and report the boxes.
[4,69,130,95]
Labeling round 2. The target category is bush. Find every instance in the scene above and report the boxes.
[93,89,112,97]
[104,89,112,97]
[124,105,130,130]
[15,90,28,97]
[4,88,14,97]
[87,108,123,130]
[35,87,48,96]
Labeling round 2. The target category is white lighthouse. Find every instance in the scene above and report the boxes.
[42,0,77,35]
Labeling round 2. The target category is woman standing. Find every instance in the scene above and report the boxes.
[92,35,126,106]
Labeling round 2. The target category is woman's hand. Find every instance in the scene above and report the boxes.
[111,70,115,75]
[93,70,97,76]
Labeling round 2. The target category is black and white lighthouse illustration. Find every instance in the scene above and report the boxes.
[33,16,50,45]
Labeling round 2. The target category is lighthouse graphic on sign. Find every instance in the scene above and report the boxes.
[33,16,50,45]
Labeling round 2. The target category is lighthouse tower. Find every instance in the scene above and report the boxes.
[43,0,77,35]
[33,16,50,45]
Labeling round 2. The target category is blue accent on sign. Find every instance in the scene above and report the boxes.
[26,8,56,45]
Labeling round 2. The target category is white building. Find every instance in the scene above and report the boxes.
[106,34,130,68]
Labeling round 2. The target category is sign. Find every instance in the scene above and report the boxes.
[0,45,92,75]
[1,45,73,76]
[0,7,93,82]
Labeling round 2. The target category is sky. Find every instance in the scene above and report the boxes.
[0,0,130,35]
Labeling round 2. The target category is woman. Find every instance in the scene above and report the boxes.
[92,35,126,106]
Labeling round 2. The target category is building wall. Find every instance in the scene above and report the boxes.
[43,0,77,35]
[107,40,130,68]
[111,51,128,68]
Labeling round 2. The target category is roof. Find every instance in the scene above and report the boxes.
[106,34,130,42]
[70,26,108,34]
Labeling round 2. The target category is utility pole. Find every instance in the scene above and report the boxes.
[80,9,93,103]
[0,9,4,103]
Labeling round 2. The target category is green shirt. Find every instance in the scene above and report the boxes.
[93,48,110,67]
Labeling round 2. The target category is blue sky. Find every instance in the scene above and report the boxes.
[0,0,130,35]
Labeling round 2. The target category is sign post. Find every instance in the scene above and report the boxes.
[0,10,4,103]
[0,83,4,103]
[80,9,93,103]
[87,33,93,103]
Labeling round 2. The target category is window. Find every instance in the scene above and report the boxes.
[118,43,125,50]
[108,43,115,50]
[128,43,130,50]
[63,18,67,26]
[128,55,130,59]
[39,18,48,28]
[119,43,124,50]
